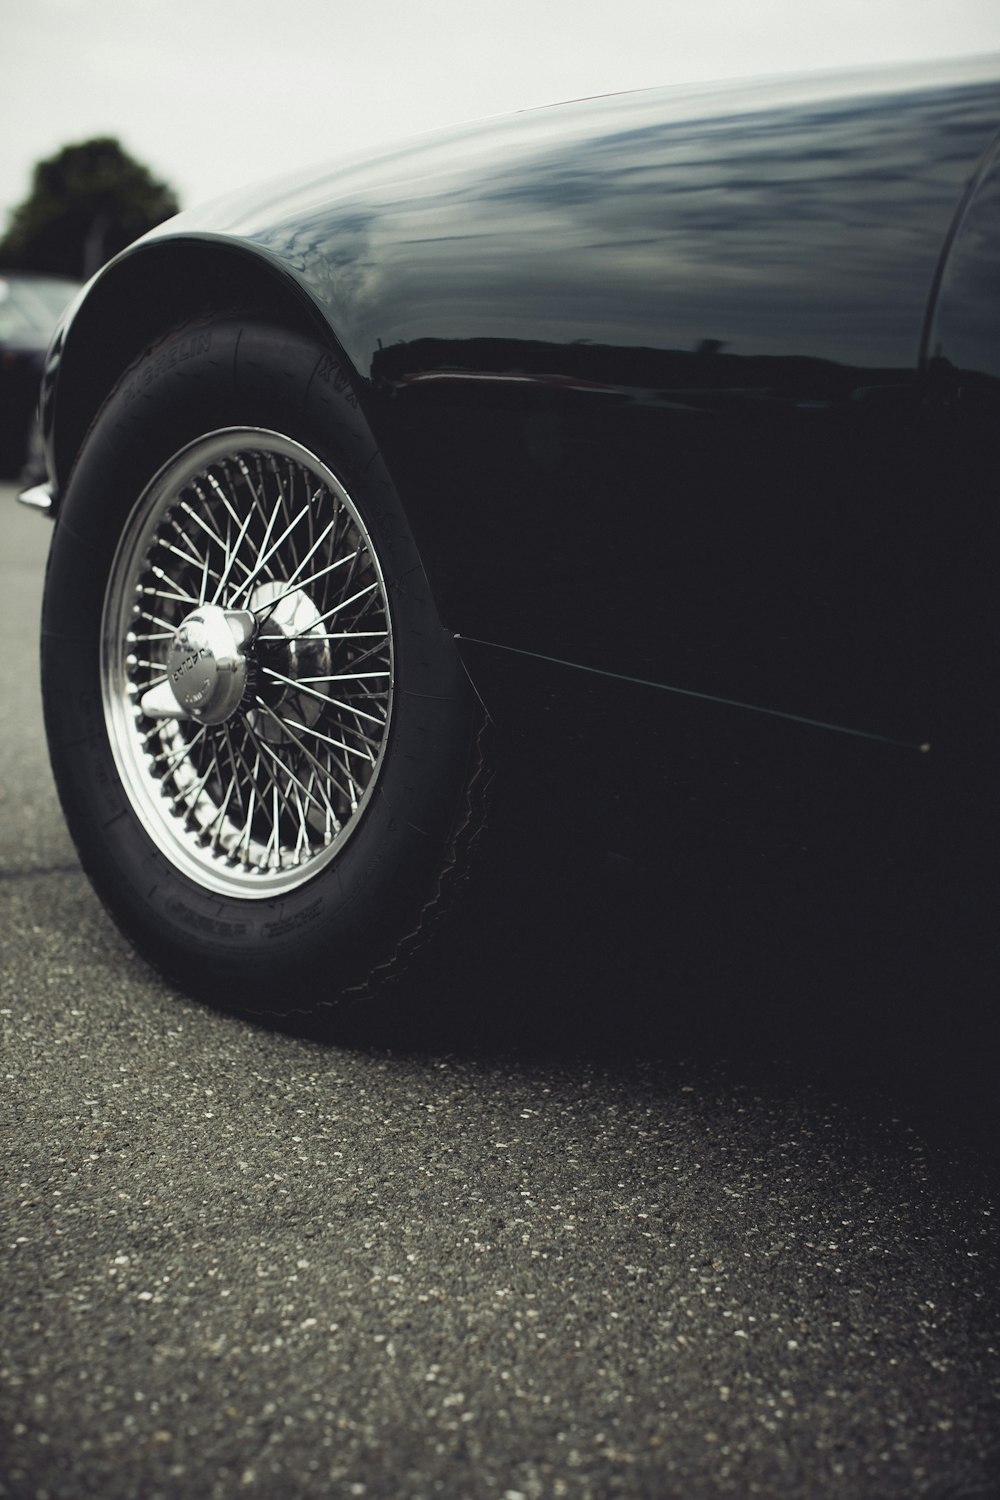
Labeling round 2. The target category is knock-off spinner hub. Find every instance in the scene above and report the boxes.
[139,605,256,724]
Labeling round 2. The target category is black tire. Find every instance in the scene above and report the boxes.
[42,314,480,1014]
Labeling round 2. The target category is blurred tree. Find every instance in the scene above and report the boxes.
[0,138,179,279]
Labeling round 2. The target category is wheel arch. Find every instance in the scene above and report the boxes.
[920,126,1000,386]
[46,235,363,501]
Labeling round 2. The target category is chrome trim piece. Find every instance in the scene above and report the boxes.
[16,483,54,514]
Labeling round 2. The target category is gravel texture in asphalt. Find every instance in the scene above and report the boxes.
[2,959,999,1500]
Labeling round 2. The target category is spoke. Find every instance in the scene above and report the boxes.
[157,724,209,775]
[138,671,170,695]
[178,499,254,583]
[255,703,361,802]
[294,674,390,698]
[225,455,272,557]
[297,668,390,683]
[245,719,341,832]
[258,510,340,614]
[234,456,268,522]
[251,476,288,588]
[258,671,388,737]
[230,498,317,607]
[339,705,387,751]
[157,534,215,577]
[236,775,258,862]
[202,472,248,539]
[290,781,311,858]
[275,458,305,577]
[251,699,357,809]
[289,549,364,600]
[281,713,377,766]
[193,732,227,805]
[241,712,319,834]
[257,630,386,642]
[302,642,389,678]
[142,588,196,607]
[263,663,389,689]
[307,766,336,842]
[319,636,391,675]
[207,772,238,854]
[254,457,290,586]
[251,545,360,620]
[307,582,381,631]
[322,523,361,616]
[219,722,248,821]
[224,726,275,863]
[210,493,258,606]
[227,481,288,604]
[136,608,179,632]
[328,712,384,749]
[174,743,222,807]
[146,565,200,607]
[273,583,384,645]
[335,581,385,638]
[228,719,280,817]
[264,782,281,868]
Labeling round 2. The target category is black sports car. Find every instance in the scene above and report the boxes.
[22,58,1000,1016]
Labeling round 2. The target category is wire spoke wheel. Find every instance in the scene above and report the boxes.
[101,428,394,898]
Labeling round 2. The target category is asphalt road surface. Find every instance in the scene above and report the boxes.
[2,481,999,1500]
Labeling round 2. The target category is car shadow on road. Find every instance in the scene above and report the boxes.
[261,790,998,1152]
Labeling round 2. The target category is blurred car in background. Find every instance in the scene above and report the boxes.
[0,272,79,477]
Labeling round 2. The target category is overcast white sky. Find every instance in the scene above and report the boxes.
[4,0,1000,225]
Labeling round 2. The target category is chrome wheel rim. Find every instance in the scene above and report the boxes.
[101,429,394,898]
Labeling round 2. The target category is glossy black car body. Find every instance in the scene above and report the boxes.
[30,58,1000,1013]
